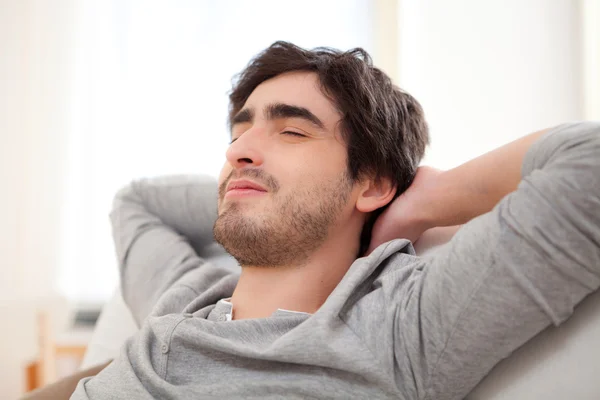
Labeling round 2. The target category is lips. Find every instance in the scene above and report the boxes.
[226,179,268,193]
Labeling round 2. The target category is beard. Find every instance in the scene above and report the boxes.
[213,169,353,267]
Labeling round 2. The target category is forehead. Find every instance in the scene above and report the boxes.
[243,71,340,131]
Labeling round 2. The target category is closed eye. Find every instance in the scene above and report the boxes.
[230,131,306,144]
[282,131,306,138]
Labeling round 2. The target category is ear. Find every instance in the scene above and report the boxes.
[355,176,396,213]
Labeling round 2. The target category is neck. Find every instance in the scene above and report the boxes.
[230,227,360,320]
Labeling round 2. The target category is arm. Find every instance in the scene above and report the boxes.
[358,122,600,399]
[110,174,221,325]
[368,128,551,250]
[417,128,550,229]
[413,121,600,398]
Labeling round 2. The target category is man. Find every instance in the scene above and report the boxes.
[69,42,600,399]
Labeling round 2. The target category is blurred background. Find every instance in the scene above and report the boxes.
[0,0,598,397]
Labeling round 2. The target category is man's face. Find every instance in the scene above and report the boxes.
[213,71,358,267]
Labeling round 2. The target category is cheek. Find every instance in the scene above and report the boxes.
[282,145,348,188]
[218,164,232,197]
[219,164,231,184]
[312,145,348,177]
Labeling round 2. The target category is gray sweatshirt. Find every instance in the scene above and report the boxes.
[72,122,600,399]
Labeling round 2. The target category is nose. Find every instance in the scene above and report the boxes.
[225,128,265,169]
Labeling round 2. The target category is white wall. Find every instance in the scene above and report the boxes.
[582,0,600,120]
[0,0,75,397]
[399,0,584,169]
[0,0,26,303]
[0,2,29,395]
[0,0,74,300]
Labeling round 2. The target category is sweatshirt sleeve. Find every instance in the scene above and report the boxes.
[348,122,600,400]
[109,174,222,325]
[412,121,600,399]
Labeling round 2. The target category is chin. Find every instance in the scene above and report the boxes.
[218,203,260,223]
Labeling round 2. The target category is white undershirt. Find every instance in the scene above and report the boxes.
[219,298,311,321]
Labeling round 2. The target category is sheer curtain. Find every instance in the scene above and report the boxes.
[57,0,374,304]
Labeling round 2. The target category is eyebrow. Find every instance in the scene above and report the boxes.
[231,108,253,126]
[231,102,325,130]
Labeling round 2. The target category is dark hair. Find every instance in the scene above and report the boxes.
[229,41,429,255]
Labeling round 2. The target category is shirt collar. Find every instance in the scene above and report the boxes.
[212,298,311,321]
